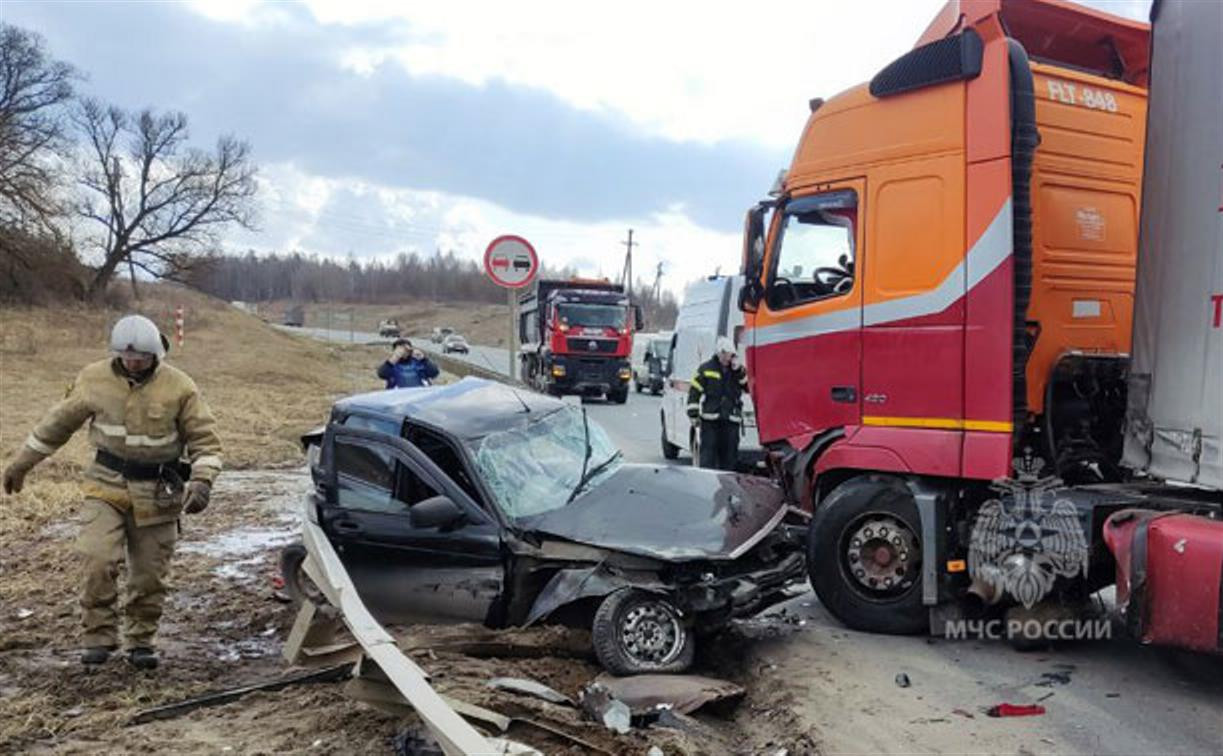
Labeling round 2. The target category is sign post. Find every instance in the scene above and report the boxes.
[483,235,539,381]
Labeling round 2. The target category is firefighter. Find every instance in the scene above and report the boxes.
[1,314,222,670]
[686,336,748,471]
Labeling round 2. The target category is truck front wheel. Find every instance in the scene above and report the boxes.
[808,475,927,635]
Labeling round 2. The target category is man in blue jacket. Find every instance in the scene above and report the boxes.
[377,339,439,389]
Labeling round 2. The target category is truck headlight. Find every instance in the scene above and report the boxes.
[618,367,632,380]
[551,365,566,377]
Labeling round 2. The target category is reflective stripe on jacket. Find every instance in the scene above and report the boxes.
[685,356,748,424]
[25,358,223,526]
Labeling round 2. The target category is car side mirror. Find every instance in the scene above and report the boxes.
[410,495,465,530]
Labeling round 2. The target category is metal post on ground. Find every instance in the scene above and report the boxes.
[508,288,518,380]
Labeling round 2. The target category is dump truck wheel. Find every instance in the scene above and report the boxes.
[280,543,326,608]
[808,475,927,634]
[592,589,694,675]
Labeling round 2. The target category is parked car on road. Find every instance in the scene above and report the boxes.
[442,334,470,354]
[378,319,402,338]
[284,378,807,674]
[631,332,672,395]
[430,327,455,343]
[282,304,304,327]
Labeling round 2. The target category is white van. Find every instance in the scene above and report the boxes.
[660,275,762,467]
[631,331,673,394]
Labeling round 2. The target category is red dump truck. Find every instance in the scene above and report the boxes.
[741,0,1221,651]
[518,278,643,403]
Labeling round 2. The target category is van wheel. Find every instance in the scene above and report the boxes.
[592,589,695,675]
[808,476,927,634]
[634,379,642,393]
[660,418,680,460]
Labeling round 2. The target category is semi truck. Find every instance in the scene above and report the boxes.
[738,0,1158,635]
[518,278,642,403]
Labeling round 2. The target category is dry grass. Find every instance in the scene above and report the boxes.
[0,284,388,536]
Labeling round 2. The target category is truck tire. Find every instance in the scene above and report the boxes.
[592,589,695,675]
[660,417,680,460]
[808,475,927,635]
[609,386,629,404]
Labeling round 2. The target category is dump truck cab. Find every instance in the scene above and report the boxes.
[739,0,1149,634]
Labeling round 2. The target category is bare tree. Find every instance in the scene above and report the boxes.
[0,24,77,230]
[74,98,257,299]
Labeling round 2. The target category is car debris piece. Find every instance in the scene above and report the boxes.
[579,682,632,734]
[593,673,745,716]
[126,664,354,725]
[487,677,573,706]
[15,608,33,620]
[298,510,495,755]
[894,673,911,688]
[986,703,1046,718]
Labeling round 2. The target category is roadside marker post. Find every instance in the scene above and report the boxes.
[175,306,184,348]
[483,235,539,381]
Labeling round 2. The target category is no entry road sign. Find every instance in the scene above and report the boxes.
[484,235,538,289]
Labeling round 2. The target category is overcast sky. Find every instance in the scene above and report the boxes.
[4,0,1148,293]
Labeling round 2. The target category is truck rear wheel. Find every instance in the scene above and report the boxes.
[808,475,927,634]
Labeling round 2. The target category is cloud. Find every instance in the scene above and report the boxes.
[6,0,786,232]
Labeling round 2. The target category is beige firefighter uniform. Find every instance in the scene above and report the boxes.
[22,358,222,648]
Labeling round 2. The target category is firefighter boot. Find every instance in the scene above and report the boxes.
[81,646,114,666]
[127,646,159,670]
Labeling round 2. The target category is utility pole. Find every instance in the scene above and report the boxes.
[621,229,636,299]
[650,261,664,306]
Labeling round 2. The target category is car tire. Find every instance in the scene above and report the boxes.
[592,589,695,675]
[660,418,680,460]
[279,543,327,608]
[807,475,927,635]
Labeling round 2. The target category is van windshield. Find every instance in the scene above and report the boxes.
[557,303,626,329]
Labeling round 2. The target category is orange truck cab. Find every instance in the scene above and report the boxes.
[739,0,1149,634]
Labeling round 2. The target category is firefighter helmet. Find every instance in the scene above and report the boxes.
[109,314,169,359]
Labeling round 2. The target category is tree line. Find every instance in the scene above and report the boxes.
[187,249,679,329]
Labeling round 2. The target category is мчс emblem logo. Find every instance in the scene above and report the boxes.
[968,451,1089,609]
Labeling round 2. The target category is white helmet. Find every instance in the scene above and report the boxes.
[110,314,168,359]
[715,335,736,356]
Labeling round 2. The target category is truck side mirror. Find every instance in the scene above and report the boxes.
[740,203,769,313]
[633,305,644,331]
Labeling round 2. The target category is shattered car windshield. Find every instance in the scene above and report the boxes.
[471,405,622,518]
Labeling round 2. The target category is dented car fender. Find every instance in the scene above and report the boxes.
[524,564,670,627]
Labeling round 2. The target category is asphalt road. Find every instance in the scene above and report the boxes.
[280,324,1223,755]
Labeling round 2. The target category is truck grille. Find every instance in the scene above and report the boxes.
[566,337,618,354]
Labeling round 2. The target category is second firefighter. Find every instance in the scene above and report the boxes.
[686,336,747,471]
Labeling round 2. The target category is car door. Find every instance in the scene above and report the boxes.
[751,181,865,442]
[319,426,504,626]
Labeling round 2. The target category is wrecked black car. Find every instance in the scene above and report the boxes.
[283,377,807,674]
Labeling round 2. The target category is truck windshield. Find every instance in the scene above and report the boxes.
[469,405,622,519]
[557,303,626,329]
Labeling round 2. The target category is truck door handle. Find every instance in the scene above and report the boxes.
[333,519,362,534]
[831,386,857,403]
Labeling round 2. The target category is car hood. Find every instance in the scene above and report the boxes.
[521,464,788,562]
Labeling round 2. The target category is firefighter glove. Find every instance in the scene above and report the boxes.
[2,446,46,495]
[182,480,212,514]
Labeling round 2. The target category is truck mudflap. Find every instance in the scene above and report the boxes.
[1103,509,1223,655]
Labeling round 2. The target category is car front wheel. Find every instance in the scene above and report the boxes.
[279,543,327,608]
[592,589,695,675]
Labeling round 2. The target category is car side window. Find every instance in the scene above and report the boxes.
[334,438,442,515]
[768,190,858,309]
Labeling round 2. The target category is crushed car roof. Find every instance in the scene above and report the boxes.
[334,377,563,439]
